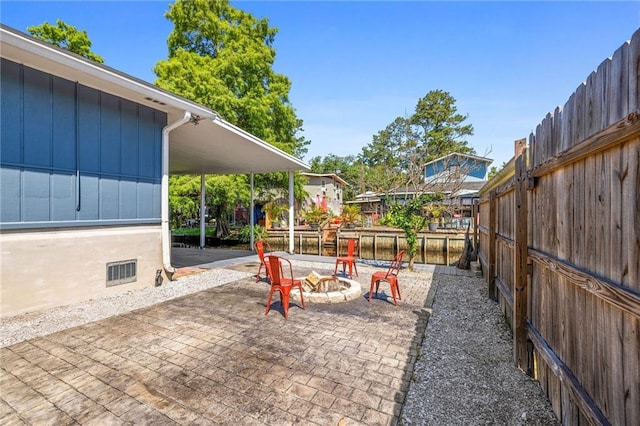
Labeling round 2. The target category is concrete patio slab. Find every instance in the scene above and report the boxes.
[1,259,438,425]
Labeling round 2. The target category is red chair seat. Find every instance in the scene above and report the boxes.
[368,251,405,306]
[334,239,359,279]
[264,255,305,319]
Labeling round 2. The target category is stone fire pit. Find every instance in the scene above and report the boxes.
[290,273,362,304]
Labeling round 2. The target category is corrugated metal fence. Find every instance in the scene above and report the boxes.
[478,30,640,425]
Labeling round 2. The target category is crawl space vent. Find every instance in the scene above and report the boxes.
[106,259,137,287]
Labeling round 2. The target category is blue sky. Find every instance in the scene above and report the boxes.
[2,1,639,170]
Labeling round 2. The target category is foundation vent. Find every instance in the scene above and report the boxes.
[106,259,137,287]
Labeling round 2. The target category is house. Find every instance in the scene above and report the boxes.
[300,173,348,217]
[424,152,492,184]
[348,152,492,227]
[0,25,309,317]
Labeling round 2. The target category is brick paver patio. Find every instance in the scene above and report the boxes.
[0,259,448,425]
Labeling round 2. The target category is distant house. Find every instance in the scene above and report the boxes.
[300,173,348,217]
[348,152,492,227]
[424,152,492,184]
[0,25,308,317]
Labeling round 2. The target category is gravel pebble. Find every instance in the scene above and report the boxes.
[400,274,560,425]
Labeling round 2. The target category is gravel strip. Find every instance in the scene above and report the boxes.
[400,274,560,425]
[0,268,252,348]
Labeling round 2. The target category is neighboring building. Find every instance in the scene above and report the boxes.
[348,152,492,227]
[300,173,348,217]
[0,25,308,317]
[424,152,492,184]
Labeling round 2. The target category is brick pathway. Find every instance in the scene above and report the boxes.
[0,260,448,425]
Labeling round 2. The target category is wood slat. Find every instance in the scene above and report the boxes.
[528,248,640,318]
[530,111,640,179]
[528,325,610,426]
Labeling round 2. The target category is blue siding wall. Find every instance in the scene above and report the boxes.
[0,59,167,228]
[425,155,490,180]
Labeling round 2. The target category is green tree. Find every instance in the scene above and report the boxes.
[411,90,474,162]
[27,19,104,63]
[155,0,307,156]
[382,194,441,270]
[360,90,474,187]
[487,162,506,180]
[156,0,309,237]
[169,175,201,229]
[207,175,249,238]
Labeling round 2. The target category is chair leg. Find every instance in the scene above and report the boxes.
[390,282,398,306]
[298,286,305,309]
[333,261,339,276]
[368,279,376,302]
[256,263,263,282]
[265,286,275,315]
[281,287,291,320]
[352,261,358,277]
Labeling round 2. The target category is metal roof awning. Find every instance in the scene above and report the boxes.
[170,117,308,175]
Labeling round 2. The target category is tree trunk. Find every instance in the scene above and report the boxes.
[214,206,230,238]
[457,223,473,269]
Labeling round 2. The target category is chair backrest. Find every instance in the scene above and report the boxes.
[254,240,270,262]
[385,250,405,279]
[265,255,294,286]
[346,239,358,257]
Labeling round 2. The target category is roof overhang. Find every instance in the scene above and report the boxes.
[0,24,310,175]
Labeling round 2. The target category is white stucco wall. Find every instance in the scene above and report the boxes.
[0,225,163,318]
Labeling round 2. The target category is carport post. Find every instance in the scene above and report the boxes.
[289,171,294,254]
[250,173,255,251]
[200,174,206,249]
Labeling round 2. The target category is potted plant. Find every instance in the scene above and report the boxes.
[341,204,361,229]
[426,205,443,231]
[303,205,327,229]
[263,201,288,229]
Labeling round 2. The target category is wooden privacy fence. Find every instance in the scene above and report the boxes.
[478,30,640,425]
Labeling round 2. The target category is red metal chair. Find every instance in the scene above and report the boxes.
[254,240,271,282]
[264,255,305,319]
[334,239,359,279]
[368,250,405,306]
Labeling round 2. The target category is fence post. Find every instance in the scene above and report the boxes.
[488,190,497,301]
[514,138,529,371]
[472,200,479,255]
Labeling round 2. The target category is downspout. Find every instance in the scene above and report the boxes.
[162,111,191,280]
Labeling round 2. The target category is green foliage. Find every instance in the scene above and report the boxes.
[303,205,327,225]
[169,175,201,229]
[359,90,475,195]
[157,0,310,233]
[340,204,361,224]
[384,195,441,270]
[155,0,308,158]
[262,201,288,226]
[487,162,506,180]
[28,19,104,63]
[238,225,267,243]
[411,90,475,162]
[172,227,215,236]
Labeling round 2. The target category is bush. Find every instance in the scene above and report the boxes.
[238,225,267,243]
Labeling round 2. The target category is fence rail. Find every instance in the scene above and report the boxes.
[477,29,640,426]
